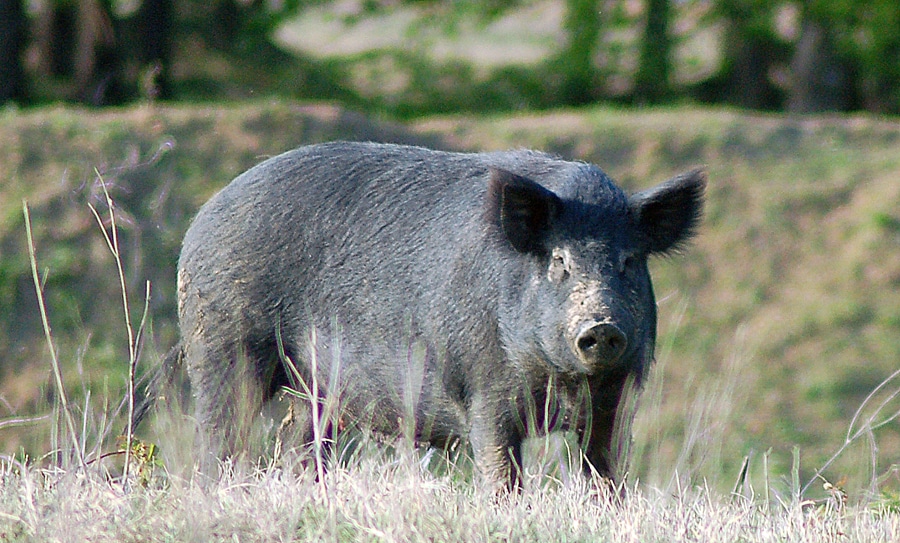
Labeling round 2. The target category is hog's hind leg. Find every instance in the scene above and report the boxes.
[184,332,274,475]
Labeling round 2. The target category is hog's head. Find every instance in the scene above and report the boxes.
[486,165,705,380]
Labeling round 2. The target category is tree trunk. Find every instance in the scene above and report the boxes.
[0,0,26,103]
[138,0,174,99]
[558,0,602,105]
[73,0,122,105]
[634,0,672,104]
[720,28,783,110]
[787,18,855,113]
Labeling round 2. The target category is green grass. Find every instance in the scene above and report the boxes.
[2,102,900,539]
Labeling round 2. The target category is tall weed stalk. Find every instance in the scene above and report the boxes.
[22,202,86,471]
[801,366,900,498]
[87,172,151,483]
[23,175,151,481]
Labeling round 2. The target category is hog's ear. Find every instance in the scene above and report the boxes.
[485,167,562,254]
[629,168,706,255]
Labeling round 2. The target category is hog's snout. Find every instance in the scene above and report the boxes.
[574,321,628,369]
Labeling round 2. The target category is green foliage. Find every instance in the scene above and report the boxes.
[715,0,781,37]
[811,0,900,112]
[175,0,302,53]
[399,0,520,28]
[118,435,164,487]
[331,50,565,118]
[634,0,673,104]
[556,0,602,105]
[872,212,900,233]
[877,490,900,514]
[10,0,900,113]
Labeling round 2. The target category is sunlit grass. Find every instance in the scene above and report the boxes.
[4,437,900,542]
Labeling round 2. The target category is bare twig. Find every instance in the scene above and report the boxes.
[802,366,900,496]
[0,415,52,430]
[23,201,87,471]
[87,172,149,484]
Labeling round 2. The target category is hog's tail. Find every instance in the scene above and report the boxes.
[128,343,185,436]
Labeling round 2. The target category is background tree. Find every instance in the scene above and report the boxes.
[802,0,900,113]
[633,0,672,104]
[28,0,133,104]
[787,15,855,113]
[135,0,173,99]
[556,0,602,105]
[855,1,900,113]
[18,0,301,105]
[4,0,900,114]
[701,0,789,110]
[0,0,26,104]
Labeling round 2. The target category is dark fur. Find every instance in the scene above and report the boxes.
[153,142,705,489]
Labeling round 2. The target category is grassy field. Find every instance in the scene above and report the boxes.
[3,445,900,542]
[1,101,900,539]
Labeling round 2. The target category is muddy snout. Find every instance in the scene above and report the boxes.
[573,319,628,370]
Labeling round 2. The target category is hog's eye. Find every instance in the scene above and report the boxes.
[619,252,638,274]
[548,251,570,282]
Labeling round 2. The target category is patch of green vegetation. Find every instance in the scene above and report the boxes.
[873,212,900,233]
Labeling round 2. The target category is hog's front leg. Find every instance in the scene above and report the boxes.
[468,395,523,492]
[582,373,632,482]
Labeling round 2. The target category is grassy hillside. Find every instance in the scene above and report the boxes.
[2,102,900,502]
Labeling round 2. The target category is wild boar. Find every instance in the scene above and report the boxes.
[170,141,705,489]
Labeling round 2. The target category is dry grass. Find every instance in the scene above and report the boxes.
[3,443,900,543]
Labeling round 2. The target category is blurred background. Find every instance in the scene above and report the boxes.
[1,0,898,115]
[2,0,900,501]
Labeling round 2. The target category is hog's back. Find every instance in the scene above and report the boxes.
[177,143,582,425]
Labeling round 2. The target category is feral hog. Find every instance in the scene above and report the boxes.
[174,141,705,489]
